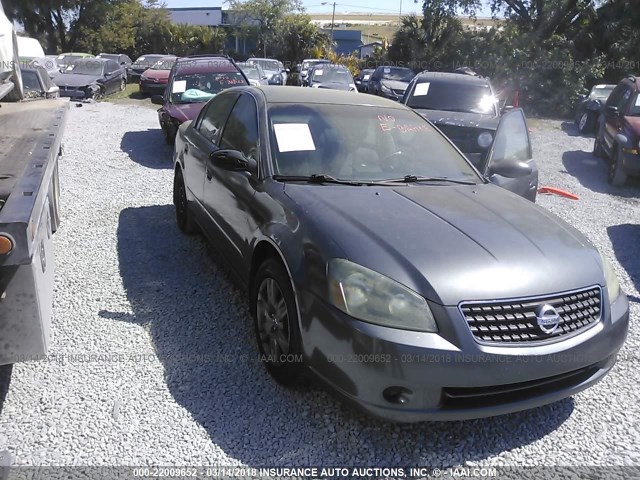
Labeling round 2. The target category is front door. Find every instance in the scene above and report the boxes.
[483,108,538,200]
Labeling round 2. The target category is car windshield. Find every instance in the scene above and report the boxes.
[98,54,119,61]
[65,61,103,76]
[22,70,40,91]
[313,68,352,84]
[151,58,175,70]
[170,72,247,103]
[133,55,165,66]
[251,59,279,72]
[589,85,615,101]
[303,60,328,70]
[381,68,414,82]
[407,81,497,115]
[239,65,261,80]
[58,55,85,64]
[268,104,480,183]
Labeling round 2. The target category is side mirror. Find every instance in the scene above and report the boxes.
[209,149,257,173]
[151,95,164,105]
[605,105,619,117]
[489,161,532,179]
[285,68,290,74]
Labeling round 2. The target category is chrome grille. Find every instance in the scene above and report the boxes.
[460,286,602,344]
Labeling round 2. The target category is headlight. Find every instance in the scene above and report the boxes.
[327,259,438,332]
[381,84,392,94]
[478,132,493,149]
[600,251,621,302]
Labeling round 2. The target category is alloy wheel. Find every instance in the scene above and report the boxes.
[256,277,290,365]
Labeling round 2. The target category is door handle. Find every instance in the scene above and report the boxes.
[206,167,213,180]
[184,143,189,153]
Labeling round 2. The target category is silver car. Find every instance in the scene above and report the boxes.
[173,87,629,422]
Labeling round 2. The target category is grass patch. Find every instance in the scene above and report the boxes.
[101,83,157,108]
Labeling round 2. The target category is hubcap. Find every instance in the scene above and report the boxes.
[175,176,187,224]
[256,277,290,364]
[579,113,588,130]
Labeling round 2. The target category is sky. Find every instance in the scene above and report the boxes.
[163,0,423,15]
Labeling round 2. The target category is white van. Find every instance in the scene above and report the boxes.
[17,36,45,59]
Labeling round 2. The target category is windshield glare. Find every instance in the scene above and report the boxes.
[268,104,479,183]
[241,67,261,80]
[407,82,496,115]
[65,61,103,76]
[313,68,352,84]
[170,72,247,103]
[151,59,175,70]
[251,60,279,72]
[381,68,414,82]
[22,71,40,90]
[589,86,614,100]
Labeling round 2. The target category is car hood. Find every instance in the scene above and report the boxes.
[284,183,603,305]
[415,109,500,130]
[142,69,170,82]
[53,73,102,87]
[381,80,409,91]
[316,82,351,91]
[624,116,640,134]
[166,102,207,123]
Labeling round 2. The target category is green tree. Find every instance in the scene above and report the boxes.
[226,0,303,57]
[276,13,330,63]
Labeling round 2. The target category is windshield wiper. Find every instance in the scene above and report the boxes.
[272,174,365,186]
[377,175,477,185]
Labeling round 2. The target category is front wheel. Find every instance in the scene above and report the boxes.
[608,148,628,187]
[164,122,177,145]
[578,111,596,134]
[119,77,126,92]
[251,259,307,387]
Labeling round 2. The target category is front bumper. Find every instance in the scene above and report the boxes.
[300,290,629,422]
[379,89,404,101]
[58,86,93,99]
[139,80,167,94]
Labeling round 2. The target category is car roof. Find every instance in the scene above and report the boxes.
[174,57,239,74]
[414,71,490,86]
[250,86,409,108]
[72,57,108,64]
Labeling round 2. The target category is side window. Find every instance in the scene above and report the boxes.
[618,88,632,112]
[606,84,625,107]
[219,94,260,163]
[198,93,239,144]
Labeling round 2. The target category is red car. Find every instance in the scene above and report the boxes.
[152,55,249,144]
[139,56,176,95]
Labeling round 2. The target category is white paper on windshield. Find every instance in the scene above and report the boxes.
[384,67,391,73]
[172,80,187,93]
[315,69,324,76]
[274,124,316,153]
[363,74,370,80]
[57,55,64,60]
[413,82,430,96]
[636,95,640,107]
[138,56,146,61]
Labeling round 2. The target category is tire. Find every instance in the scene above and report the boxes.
[578,111,596,134]
[173,169,198,234]
[119,77,126,92]
[251,258,307,387]
[164,122,177,146]
[608,148,628,187]
[4,33,23,102]
[593,129,607,160]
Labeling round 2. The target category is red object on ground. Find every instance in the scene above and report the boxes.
[538,186,579,200]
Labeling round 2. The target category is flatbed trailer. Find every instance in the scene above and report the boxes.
[0,99,68,371]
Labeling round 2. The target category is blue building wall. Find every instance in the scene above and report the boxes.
[322,29,363,56]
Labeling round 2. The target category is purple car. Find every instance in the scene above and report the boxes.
[152,55,249,144]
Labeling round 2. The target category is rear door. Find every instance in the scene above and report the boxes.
[483,108,538,201]
[104,60,120,93]
[602,83,629,151]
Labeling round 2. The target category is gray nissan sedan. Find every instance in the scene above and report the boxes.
[173,86,629,422]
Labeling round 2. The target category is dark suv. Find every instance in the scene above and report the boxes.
[152,55,249,144]
[402,71,538,201]
[594,75,640,186]
[367,66,415,101]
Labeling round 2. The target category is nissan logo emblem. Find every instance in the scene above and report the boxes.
[535,304,561,334]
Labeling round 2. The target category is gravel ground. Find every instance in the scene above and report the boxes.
[0,103,638,468]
